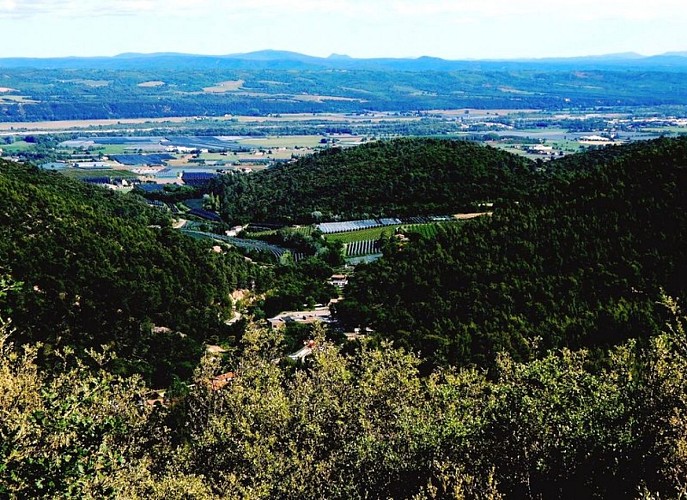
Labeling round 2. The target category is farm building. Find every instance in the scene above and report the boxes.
[182,171,218,187]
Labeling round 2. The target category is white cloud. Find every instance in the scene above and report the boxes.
[390,0,687,22]
[0,0,188,18]
[2,0,685,21]
[1,0,685,60]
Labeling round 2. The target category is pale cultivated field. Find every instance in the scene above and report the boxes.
[233,112,421,123]
[202,80,245,93]
[0,116,199,133]
[292,94,364,103]
[0,111,428,135]
[68,79,110,87]
[237,135,326,148]
[138,81,165,87]
[453,212,492,220]
[0,96,38,103]
[428,108,541,117]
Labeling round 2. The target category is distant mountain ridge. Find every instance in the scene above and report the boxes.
[1,49,686,121]
[1,49,686,71]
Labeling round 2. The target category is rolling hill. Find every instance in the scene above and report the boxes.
[213,138,537,224]
[336,137,687,369]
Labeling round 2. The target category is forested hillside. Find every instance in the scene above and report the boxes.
[2,137,687,497]
[336,137,687,369]
[213,138,536,223]
[0,162,264,385]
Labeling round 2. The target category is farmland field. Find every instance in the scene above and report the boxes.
[290,226,315,237]
[84,145,132,155]
[401,222,459,238]
[203,80,245,93]
[60,168,138,180]
[0,116,201,133]
[325,225,403,243]
[1,140,35,152]
[242,228,278,238]
[244,225,314,239]
[325,221,463,244]
[236,135,331,149]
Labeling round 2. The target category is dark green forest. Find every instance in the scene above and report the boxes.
[2,136,687,497]
[0,162,264,385]
[213,138,537,223]
[336,137,687,370]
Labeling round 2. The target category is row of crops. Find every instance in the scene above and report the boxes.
[345,239,381,257]
[181,229,306,261]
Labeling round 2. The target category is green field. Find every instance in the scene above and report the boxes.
[60,168,138,180]
[94,145,132,155]
[401,224,438,238]
[291,225,314,237]
[401,222,460,238]
[1,140,35,152]
[324,222,462,244]
[243,229,277,238]
[243,224,314,239]
[199,152,233,161]
[325,225,402,244]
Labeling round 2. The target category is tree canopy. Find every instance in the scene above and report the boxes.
[213,138,537,224]
[2,301,687,498]
[336,137,687,369]
[0,162,265,386]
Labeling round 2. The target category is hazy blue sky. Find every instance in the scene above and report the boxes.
[1,0,685,59]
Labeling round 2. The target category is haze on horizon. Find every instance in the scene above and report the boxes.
[0,0,685,60]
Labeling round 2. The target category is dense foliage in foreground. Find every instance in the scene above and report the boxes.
[337,137,687,369]
[0,162,264,385]
[213,138,536,223]
[2,294,687,498]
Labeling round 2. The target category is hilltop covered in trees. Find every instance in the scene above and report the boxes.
[336,137,687,369]
[0,162,265,386]
[213,138,536,223]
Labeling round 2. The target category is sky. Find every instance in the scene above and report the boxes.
[0,0,686,60]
